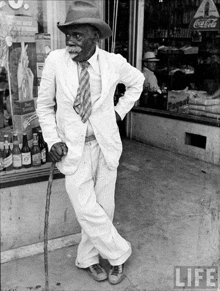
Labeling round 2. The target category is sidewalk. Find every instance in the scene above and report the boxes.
[2,138,220,291]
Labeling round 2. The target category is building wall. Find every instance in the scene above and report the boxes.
[1,178,80,252]
[131,112,220,165]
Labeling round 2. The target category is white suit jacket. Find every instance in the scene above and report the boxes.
[36,48,144,175]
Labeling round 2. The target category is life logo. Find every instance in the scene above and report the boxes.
[174,266,219,289]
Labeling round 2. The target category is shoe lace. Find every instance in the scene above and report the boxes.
[91,264,103,274]
[111,265,122,276]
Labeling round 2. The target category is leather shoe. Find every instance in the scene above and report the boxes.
[108,264,125,284]
[87,264,107,282]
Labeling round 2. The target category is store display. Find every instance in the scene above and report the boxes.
[21,132,31,168]
[0,147,3,171]
[12,133,22,170]
[3,134,13,171]
[17,42,34,101]
[162,86,168,110]
[35,33,51,90]
[167,90,190,112]
[31,132,41,167]
[38,129,48,165]
[0,130,49,172]
[188,93,220,118]
[13,99,36,131]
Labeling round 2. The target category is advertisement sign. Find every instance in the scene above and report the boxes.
[189,0,220,31]
[6,15,38,42]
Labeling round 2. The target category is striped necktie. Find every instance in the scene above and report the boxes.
[73,61,92,123]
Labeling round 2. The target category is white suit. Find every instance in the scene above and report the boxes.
[37,47,144,268]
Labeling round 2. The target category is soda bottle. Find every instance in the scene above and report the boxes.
[0,147,4,172]
[21,133,31,168]
[162,86,168,110]
[3,134,13,171]
[31,133,41,167]
[38,130,47,164]
[12,133,22,170]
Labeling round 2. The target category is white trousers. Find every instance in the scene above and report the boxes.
[65,140,132,268]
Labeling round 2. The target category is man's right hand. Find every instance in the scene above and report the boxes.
[49,142,68,162]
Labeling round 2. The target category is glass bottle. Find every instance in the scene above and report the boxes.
[31,133,41,167]
[162,86,168,110]
[3,134,13,171]
[21,133,31,168]
[12,133,22,170]
[38,130,47,164]
[0,147,4,172]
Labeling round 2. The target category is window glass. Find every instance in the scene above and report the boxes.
[0,0,60,171]
[140,0,220,122]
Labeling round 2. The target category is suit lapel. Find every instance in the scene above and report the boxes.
[63,51,79,98]
[92,50,111,112]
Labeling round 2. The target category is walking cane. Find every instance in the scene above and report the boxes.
[44,162,56,291]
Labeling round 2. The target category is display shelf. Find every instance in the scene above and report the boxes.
[0,163,64,189]
[132,106,220,128]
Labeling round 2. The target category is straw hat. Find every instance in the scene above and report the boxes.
[57,0,112,39]
[143,51,159,62]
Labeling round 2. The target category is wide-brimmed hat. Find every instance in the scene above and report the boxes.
[57,0,112,39]
[143,51,159,62]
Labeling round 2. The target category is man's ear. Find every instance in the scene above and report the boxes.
[93,31,100,42]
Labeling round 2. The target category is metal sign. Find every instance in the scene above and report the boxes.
[189,0,220,31]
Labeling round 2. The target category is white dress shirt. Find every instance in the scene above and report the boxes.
[79,46,101,137]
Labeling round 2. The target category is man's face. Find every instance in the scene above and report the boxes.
[144,61,157,72]
[65,24,98,62]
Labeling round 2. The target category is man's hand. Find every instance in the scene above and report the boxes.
[49,142,68,162]
[115,111,121,123]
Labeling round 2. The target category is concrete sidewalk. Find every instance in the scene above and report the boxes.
[2,139,220,291]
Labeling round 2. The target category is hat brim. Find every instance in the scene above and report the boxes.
[57,18,112,39]
[143,58,159,62]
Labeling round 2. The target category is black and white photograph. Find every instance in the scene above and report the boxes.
[1,0,220,290]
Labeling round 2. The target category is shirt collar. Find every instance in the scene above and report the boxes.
[87,45,99,72]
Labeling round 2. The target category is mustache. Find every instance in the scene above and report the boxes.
[66,45,82,54]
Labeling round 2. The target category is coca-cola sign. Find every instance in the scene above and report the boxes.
[193,18,217,28]
[189,0,220,31]
[190,17,220,31]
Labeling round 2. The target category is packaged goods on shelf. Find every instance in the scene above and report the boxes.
[189,109,220,120]
[189,97,220,106]
[167,90,190,112]
[180,46,199,54]
[188,91,220,119]
[13,99,38,132]
[0,127,32,146]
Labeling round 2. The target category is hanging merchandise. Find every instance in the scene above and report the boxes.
[189,0,220,31]
[17,42,34,101]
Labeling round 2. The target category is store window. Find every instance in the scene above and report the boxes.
[139,0,220,122]
[0,0,68,172]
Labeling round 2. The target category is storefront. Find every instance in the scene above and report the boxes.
[0,0,84,255]
[131,0,220,165]
[1,0,220,254]
[0,0,137,256]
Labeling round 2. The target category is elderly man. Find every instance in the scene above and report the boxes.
[142,51,161,93]
[36,0,144,286]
